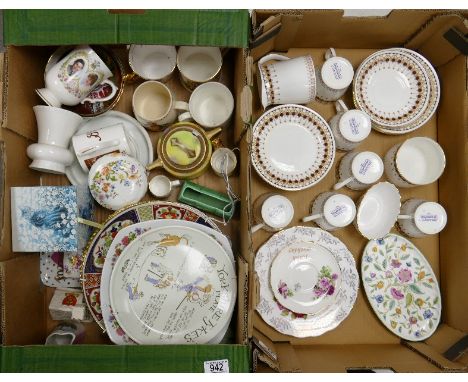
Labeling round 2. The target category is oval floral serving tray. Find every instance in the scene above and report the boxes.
[255,226,358,338]
[101,219,234,345]
[361,234,441,341]
[251,105,335,191]
[110,226,236,344]
[82,201,219,329]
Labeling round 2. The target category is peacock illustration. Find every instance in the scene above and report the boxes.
[21,205,74,238]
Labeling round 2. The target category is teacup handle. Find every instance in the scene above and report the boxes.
[398,214,413,220]
[174,101,189,111]
[146,158,164,171]
[170,180,182,188]
[178,112,193,122]
[251,223,265,233]
[325,48,337,60]
[302,213,323,223]
[335,99,349,114]
[81,79,118,104]
[333,176,354,190]
[258,53,290,66]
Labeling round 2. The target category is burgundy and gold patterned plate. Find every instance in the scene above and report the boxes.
[81,200,219,329]
[251,104,335,191]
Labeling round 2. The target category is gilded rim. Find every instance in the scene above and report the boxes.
[128,45,177,82]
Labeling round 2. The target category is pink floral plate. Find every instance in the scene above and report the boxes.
[361,234,441,341]
[255,226,358,338]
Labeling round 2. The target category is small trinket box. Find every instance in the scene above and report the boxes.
[48,288,92,321]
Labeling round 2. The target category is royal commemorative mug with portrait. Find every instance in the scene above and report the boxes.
[316,48,354,102]
[329,100,371,151]
[334,150,384,190]
[384,137,446,188]
[302,192,356,231]
[257,53,316,109]
[36,45,118,108]
[397,199,447,238]
[252,193,294,233]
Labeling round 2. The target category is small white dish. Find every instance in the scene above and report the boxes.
[356,182,401,240]
[88,153,148,211]
[149,175,181,198]
[270,241,341,315]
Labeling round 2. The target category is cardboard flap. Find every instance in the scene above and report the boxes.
[406,14,468,67]
[275,342,301,372]
[403,341,467,371]
[0,51,6,129]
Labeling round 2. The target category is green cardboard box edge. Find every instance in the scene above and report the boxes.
[3,9,250,47]
[0,344,251,372]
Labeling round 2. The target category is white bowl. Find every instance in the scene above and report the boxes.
[355,182,401,240]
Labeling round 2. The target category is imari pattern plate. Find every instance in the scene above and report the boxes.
[361,234,441,341]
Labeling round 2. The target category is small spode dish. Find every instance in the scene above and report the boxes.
[353,49,430,128]
[82,200,218,329]
[355,182,401,240]
[270,241,341,315]
[362,234,441,341]
[101,219,234,345]
[110,226,236,344]
[255,226,358,338]
[88,153,148,211]
[251,105,335,191]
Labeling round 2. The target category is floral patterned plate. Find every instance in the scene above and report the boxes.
[109,225,236,344]
[255,226,358,337]
[100,219,234,345]
[270,241,341,315]
[361,234,441,341]
[82,200,219,330]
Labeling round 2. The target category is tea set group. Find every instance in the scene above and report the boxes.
[26,44,239,345]
[253,48,445,341]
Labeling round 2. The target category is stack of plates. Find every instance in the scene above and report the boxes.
[81,201,236,345]
[353,48,440,135]
[255,226,358,337]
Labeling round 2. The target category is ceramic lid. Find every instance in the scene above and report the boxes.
[323,194,356,228]
[414,202,447,235]
[261,195,294,229]
[339,110,371,142]
[321,57,354,90]
[351,151,384,184]
[88,153,148,211]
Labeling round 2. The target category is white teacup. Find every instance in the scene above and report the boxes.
[316,48,354,102]
[334,151,384,191]
[132,81,186,131]
[329,100,371,151]
[36,45,117,108]
[252,194,294,233]
[384,137,446,188]
[302,192,356,231]
[177,46,223,91]
[149,175,181,198]
[129,45,177,82]
[398,199,447,238]
[72,123,131,172]
[257,53,316,109]
[177,82,234,129]
[27,106,83,174]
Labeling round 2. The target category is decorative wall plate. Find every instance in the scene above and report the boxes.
[110,226,236,344]
[255,226,358,337]
[100,219,234,345]
[251,105,335,191]
[82,201,219,329]
[66,111,153,186]
[353,50,430,128]
[270,241,342,315]
[361,234,441,341]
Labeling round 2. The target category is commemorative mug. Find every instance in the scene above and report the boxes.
[316,48,354,102]
[36,45,118,107]
[129,44,177,82]
[334,150,384,190]
[177,46,223,91]
[384,137,446,188]
[132,81,187,131]
[252,193,294,233]
[26,106,83,174]
[302,192,356,231]
[177,82,234,129]
[397,199,447,238]
[257,53,316,108]
[72,123,131,172]
[329,100,371,151]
